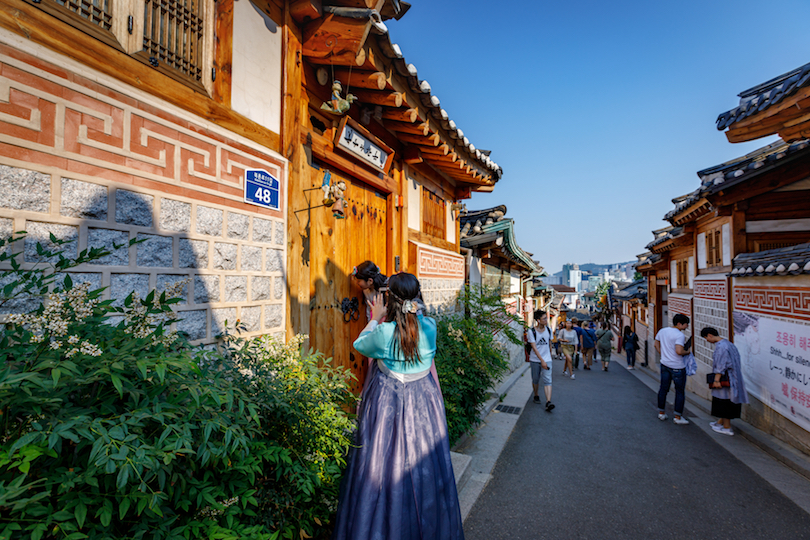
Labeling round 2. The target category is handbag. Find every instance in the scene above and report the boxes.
[706,372,730,387]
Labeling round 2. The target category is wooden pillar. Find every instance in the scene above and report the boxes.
[283,5,311,342]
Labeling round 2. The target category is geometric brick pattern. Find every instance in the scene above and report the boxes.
[668,295,692,317]
[694,279,727,301]
[734,286,810,322]
[0,41,287,343]
[694,297,729,366]
[417,245,465,279]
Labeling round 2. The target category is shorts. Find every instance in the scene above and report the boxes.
[531,361,552,386]
[561,344,576,357]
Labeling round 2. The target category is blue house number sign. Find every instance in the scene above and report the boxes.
[244,169,280,210]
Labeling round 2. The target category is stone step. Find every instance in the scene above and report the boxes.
[450,451,472,494]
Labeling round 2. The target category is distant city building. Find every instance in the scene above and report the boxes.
[562,263,581,291]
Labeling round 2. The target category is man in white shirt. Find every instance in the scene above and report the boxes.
[654,313,691,425]
[528,310,555,411]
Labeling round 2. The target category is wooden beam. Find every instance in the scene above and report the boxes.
[710,154,810,207]
[0,0,280,152]
[403,145,423,164]
[385,120,429,136]
[289,0,322,24]
[408,228,458,254]
[381,108,418,123]
[213,0,233,108]
[352,90,403,108]
[332,69,387,90]
[396,132,441,147]
[302,14,370,65]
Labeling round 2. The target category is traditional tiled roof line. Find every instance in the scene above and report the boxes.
[357,10,502,179]
[716,61,810,131]
[663,139,810,223]
[459,206,541,274]
[730,243,810,277]
[646,226,684,251]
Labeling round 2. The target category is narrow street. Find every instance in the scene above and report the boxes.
[463,356,810,540]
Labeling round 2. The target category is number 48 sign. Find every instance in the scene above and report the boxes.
[244,169,280,210]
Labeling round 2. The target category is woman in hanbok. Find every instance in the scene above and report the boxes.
[332,272,463,540]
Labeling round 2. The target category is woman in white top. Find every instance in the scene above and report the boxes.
[558,319,578,380]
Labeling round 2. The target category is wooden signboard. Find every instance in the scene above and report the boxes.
[334,116,395,174]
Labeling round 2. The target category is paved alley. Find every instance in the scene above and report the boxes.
[463,357,810,540]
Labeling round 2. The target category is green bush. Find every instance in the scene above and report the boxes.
[217,332,356,539]
[0,234,355,540]
[434,286,521,446]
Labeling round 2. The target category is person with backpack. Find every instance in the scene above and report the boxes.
[623,325,639,370]
[527,310,555,411]
[581,322,597,370]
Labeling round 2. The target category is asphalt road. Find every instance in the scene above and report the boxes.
[463,358,810,540]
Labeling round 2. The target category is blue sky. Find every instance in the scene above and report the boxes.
[386,0,810,274]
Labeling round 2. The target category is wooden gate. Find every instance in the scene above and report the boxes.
[309,169,389,391]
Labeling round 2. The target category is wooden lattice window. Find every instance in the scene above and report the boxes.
[27,0,117,47]
[676,259,688,289]
[140,0,205,85]
[754,240,805,252]
[706,227,722,267]
[422,189,446,239]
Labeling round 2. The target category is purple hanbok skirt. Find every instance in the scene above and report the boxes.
[331,362,464,540]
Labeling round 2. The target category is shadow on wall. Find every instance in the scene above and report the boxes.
[0,165,286,344]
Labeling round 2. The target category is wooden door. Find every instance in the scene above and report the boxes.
[310,169,389,391]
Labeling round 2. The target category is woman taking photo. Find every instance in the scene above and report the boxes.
[332,273,463,540]
[558,319,578,380]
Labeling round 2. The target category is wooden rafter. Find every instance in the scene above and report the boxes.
[332,68,388,90]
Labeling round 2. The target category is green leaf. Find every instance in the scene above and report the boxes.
[110,373,123,397]
[119,497,131,520]
[29,524,47,540]
[116,464,130,490]
[74,502,87,528]
[52,368,61,386]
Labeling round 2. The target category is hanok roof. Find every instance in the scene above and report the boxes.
[716,61,810,143]
[302,2,502,188]
[614,279,647,302]
[730,243,810,277]
[459,206,542,274]
[549,284,576,293]
[646,226,684,252]
[664,139,810,224]
[717,61,810,132]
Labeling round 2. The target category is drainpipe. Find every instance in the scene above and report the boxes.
[460,246,473,285]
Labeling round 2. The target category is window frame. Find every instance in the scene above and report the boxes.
[421,188,447,240]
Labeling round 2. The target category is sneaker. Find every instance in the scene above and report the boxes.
[713,426,734,436]
[571,374,576,380]
[658,412,668,421]
[545,401,555,412]
[709,421,720,429]
[673,416,690,425]
[533,395,540,404]
[563,370,569,376]
[628,366,635,370]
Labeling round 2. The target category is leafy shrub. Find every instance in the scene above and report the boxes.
[0,234,355,540]
[434,286,521,446]
[217,332,356,539]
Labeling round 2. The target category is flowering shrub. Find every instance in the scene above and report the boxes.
[0,234,355,540]
[435,286,520,445]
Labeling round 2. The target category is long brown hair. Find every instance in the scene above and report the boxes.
[386,272,422,364]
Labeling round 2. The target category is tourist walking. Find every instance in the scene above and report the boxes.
[581,322,597,370]
[559,319,578,379]
[527,310,555,411]
[623,325,639,369]
[596,322,614,371]
[655,314,692,425]
[701,327,749,436]
[332,273,464,540]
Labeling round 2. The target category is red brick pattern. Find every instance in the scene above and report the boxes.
[694,279,727,302]
[734,286,810,322]
[668,296,692,317]
[0,42,285,216]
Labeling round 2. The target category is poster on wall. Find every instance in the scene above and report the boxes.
[733,311,810,431]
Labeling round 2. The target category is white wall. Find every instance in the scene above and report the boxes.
[231,0,282,133]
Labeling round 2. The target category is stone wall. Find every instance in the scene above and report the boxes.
[0,36,287,343]
[413,242,465,314]
[421,277,465,314]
